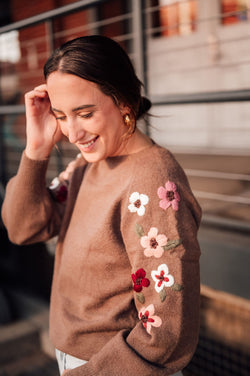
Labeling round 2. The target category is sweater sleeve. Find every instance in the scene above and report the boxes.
[1,152,83,245]
[66,149,201,376]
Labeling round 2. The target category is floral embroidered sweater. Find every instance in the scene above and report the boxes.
[2,143,201,376]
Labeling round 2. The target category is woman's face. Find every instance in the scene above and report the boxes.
[47,71,129,163]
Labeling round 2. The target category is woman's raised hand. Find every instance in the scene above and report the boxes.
[24,84,63,159]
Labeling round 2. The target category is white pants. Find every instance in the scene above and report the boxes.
[56,348,183,376]
[56,349,87,374]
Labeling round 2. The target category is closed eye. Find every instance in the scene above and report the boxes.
[79,112,93,119]
[55,115,66,121]
[51,108,66,121]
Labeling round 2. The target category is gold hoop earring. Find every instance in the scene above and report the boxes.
[123,113,136,137]
[123,114,131,127]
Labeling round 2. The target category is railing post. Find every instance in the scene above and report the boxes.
[131,0,147,91]
[0,118,6,189]
[46,19,55,54]
[131,0,149,134]
[0,62,6,189]
[45,19,64,174]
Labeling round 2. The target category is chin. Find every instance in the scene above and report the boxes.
[80,152,105,163]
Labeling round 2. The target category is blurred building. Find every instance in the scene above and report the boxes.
[0,1,250,375]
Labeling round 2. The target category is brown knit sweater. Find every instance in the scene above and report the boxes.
[2,143,201,376]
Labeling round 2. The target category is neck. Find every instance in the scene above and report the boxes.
[118,128,152,156]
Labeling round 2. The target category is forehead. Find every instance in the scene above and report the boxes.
[47,72,103,105]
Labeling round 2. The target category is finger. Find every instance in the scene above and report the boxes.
[25,89,48,101]
[34,84,48,92]
[25,91,50,112]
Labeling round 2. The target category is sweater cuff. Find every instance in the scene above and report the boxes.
[17,151,50,188]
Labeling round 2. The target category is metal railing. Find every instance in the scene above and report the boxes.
[0,0,250,231]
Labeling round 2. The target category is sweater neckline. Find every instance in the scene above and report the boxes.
[105,140,156,162]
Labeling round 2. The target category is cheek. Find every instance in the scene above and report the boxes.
[58,122,68,137]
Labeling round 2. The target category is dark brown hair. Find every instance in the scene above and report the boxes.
[44,35,151,121]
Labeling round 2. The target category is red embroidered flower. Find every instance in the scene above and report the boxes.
[157,181,180,211]
[55,185,68,203]
[132,268,150,292]
[139,304,162,334]
[49,177,68,203]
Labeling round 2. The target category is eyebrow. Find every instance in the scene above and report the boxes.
[51,104,96,113]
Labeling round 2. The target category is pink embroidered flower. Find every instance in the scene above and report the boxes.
[128,192,149,216]
[139,304,162,334]
[140,227,168,258]
[132,268,150,292]
[157,181,180,211]
[151,264,174,293]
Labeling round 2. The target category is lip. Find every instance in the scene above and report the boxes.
[78,136,99,152]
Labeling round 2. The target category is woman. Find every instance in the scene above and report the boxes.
[1,35,201,376]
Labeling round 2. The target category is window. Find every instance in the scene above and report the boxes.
[150,0,198,38]
[221,0,250,25]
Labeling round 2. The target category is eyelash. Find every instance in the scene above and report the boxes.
[55,112,93,121]
[80,112,93,119]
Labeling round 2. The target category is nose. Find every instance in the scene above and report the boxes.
[66,119,86,144]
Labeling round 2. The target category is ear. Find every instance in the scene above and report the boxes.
[119,102,131,116]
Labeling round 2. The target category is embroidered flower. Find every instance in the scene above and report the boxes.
[132,268,150,293]
[49,177,68,203]
[140,227,168,258]
[128,192,149,216]
[139,304,162,334]
[55,185,68,203]
[157,181,180,211]
[151,264,174,293]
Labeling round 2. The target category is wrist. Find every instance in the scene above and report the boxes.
[25,146,51,160]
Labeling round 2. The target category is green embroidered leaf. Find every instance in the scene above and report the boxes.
[171,283,183,292]
[135,223,144,238]
[163,239,182,251]
[159,289,167,302]
[136,292,145,304]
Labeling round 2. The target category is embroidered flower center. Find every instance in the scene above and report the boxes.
[134,199,141,208]
[141,314,148,323]
[150,237,158,249]
[167,190,175,201]
[158,275,168,282]
[136,277,143,285]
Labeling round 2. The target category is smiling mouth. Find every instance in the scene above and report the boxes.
[80,136,99,149]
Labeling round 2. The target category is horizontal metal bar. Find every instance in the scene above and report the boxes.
[151,90,250,105]
[0,105,25,115]
[52,13,132,41]
[185,169,250,182]
[0,0,106,34]
[201,214,250,233]
[1,89,250,117]
[194,190,250,205]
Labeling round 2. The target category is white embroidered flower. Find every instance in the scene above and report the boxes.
[49,177,60,190]
[151,264,174,293]
[128,192,149,216]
